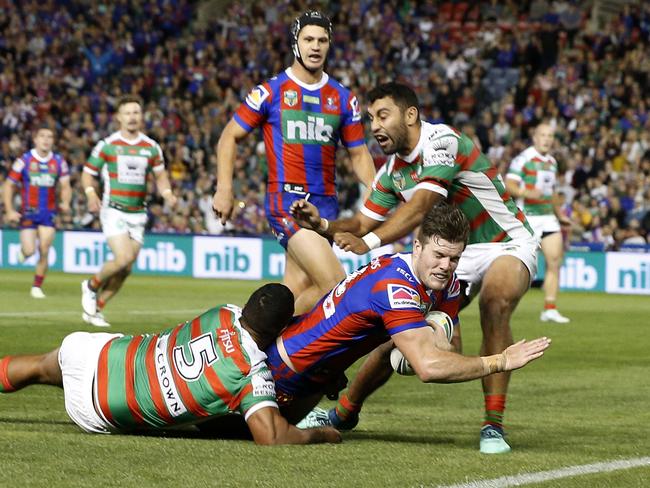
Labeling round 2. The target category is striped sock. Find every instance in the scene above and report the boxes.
[0,357,16,393]
[33,274,44,288]
[483,394,506,429]
[89,276,102,292]
[335,392,361,420]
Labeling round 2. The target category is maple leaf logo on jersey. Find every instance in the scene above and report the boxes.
[387,284,421,309]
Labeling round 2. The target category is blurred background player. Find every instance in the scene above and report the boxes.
[0,284,341,446]
[3,126,71,298]
[291,83,539,454]
[506,123,572,323]
[266,204,550,426]
[80,96,176,327]
[212,10,375,314]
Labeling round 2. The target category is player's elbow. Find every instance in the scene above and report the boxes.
[413,361,449,383]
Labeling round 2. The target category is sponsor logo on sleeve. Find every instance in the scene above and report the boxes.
[252,369,276,397]
[245,85,270,111]
[387,284,421,309]
[349,96,361,121]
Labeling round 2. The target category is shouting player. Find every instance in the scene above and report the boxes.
[291,83,540,453]
[212,10,375,314]
[80,96,177,327]
[506,123,572,323]
[0,284,340,445]
[3,126,71,298]
[266,204,550,429]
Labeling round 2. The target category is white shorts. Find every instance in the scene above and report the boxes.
[58,331,123,434]
[526,214,561,240]
[100,206,147,244]
[455,237,540,290]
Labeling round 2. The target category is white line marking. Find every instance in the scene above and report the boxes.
[436,457,650,488]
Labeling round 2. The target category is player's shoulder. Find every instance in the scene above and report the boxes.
[424,122,461,141]
[139,132,161,148]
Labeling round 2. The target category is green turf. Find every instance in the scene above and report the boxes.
[1,270,649,487]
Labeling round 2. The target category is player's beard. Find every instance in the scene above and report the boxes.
[383,120,410,155]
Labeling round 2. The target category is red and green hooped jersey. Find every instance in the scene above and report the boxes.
[361,122,533,244]
[84,132,165,213]
[507,146,558,216]
[94,305,277,431]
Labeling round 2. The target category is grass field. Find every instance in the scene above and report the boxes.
[1,269,649,487]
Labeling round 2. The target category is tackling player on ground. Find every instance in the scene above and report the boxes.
[212,10,375,314]
[0,284,340,445]
[3,126,71,298]
[291,83,540,453]
[80,96,177,327]
[506,123,572,323]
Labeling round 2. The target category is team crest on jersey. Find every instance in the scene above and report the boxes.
[392,171,406,191]
[246,85,270,111]
[387,284,421,309]
[30,161,38,172]
[284,90,298,107]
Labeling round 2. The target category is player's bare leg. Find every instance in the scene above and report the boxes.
[0,348,62,392]
[287,229,345,314]
[97,265,132,309]
[280,392,324,425]
[94,234,141,285]
[540,233,569,323]
[19,228,37,260]
[478,255,530,454]
[330,340,395,429]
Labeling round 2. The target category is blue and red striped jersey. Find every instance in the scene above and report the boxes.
[277,253,461,380]
[8,149,69,212]
[234,67,365,195]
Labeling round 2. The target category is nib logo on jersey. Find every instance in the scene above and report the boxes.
[282,111,338,145]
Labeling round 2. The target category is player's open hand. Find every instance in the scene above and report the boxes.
[334,232,368,254]
[289,199,321,231]
[503,337,551,371]
[5,209,21,224]
[212,189,233,225]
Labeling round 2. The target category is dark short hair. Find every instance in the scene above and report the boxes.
[242,283,294,342]
[116,95,143,110]
[367,82,420,116]
[34,124,55,137]
[417,202,470,247]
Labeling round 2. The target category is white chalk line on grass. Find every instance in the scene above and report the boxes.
[434,456,650,488]
[0,309,201,318]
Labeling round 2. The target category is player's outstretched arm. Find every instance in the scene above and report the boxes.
[213,119,249,224]
[392,327,551,383]
[289,199,379,238]
[347,144,376,195]
[246,406,342,445]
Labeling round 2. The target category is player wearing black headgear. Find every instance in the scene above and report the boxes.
[290,10,332,73]
[212,9,376,317]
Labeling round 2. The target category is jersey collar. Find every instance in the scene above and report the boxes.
[116,131,144,145]
[30,149,53,163]
[285,67,329,90]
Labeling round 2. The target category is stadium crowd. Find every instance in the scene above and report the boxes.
[1,0,649,249]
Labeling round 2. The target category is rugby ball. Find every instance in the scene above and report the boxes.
[425,310,454,343]
[390,347,415,376]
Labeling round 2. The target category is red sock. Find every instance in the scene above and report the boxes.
[33,275,44,288]
[89,276,102,291]
[335,392,362,420]
[483,394,506,429]
[97,298,106,311]
[544,301,557,310]
[0,357,16,393]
